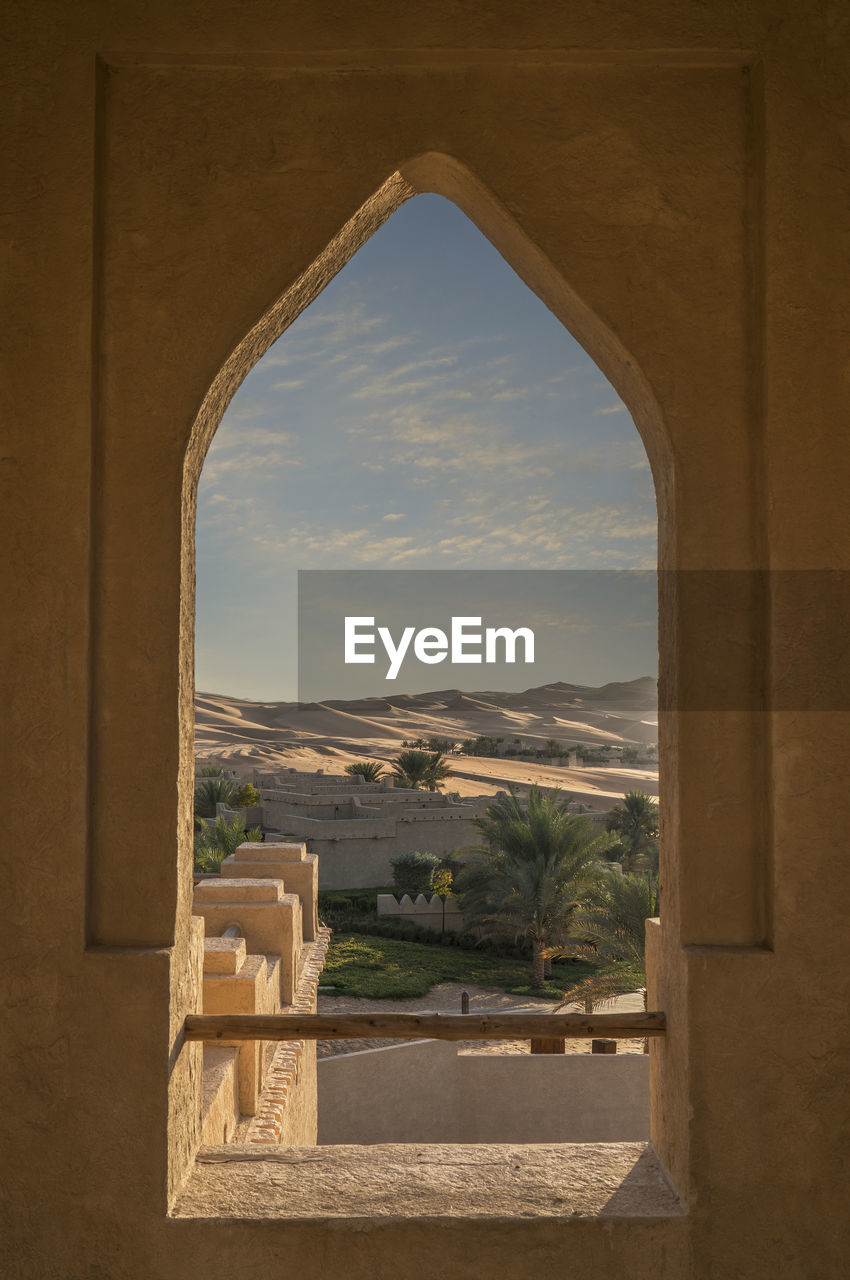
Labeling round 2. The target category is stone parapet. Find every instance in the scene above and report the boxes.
[220,842,319,942]
[193,878,302,1004]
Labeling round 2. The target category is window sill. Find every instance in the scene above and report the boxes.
[172,1141,684,1221]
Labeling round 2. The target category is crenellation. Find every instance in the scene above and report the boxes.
[191,853,330,1148]
[220,841,319,941]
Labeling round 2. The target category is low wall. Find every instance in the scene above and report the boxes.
[377,893,466,933]
[318,1039,649,1144]
[267,811,398,839]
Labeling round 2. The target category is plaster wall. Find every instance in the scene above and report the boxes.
[261,812,483,887]
[261,806,482,888]
[4,2,850,1277]
[377,892,466,932]
[199,1047,239,1145]
[318,1040,649,1144]
[310,837,415,889]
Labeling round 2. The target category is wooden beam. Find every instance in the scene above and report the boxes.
[184,1011,666,1043]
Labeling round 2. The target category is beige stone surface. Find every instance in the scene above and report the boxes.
[221,845,320,940]
[203,936,247,974]
[194,878,285,903]
[4,3,850,1277]
[233,841,309,862]
[193,882,302,1003]
[200,1046,239,1145]
[175,1141,684,1220]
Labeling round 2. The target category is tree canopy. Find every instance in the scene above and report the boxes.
[391,749,454,791]
[456,785,611,988]
[605,790,659,872]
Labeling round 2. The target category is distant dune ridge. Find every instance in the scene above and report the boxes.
[195,677,659,805]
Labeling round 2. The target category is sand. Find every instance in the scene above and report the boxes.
[195,678,658,805]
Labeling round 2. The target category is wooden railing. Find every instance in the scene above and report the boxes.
[185,1011,665,1043]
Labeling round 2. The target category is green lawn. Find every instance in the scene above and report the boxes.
[320,932,603,1000]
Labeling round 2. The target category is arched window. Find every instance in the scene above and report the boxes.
[182,164,670,1178]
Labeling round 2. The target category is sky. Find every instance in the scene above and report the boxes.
[195,194,657,701]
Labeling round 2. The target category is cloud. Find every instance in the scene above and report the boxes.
[198,468,657,576]
[245,522,420,567]
[201,426,302,483]
[257,299,395,372]
[271,378,306,392]
[348,355,459,401]
[490,387,530,402]
[594,403,627,416]
[221,398,270,424]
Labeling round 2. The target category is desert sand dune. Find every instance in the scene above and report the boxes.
[195,678,658,803]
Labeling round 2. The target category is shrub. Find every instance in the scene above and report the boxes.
[233,782,261,807]
[390,850,442,896]
[459,735,500,757]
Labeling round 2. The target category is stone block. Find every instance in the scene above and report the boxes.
[203,936,247,974]
[193,878,284,903]
[235,840,308,863]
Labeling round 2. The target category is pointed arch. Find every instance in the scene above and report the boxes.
[183,156,671,552]
[180,159,670,993]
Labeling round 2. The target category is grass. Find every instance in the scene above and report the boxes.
[320,932,605,1001]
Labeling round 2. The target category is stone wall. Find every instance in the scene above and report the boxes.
[262,797,484,887]
[318,1040,649,1144]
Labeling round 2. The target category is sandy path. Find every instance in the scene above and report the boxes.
[317,983,646,1058]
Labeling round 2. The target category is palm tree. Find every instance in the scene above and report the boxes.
[423,752,453,792]
[605,790,659,871]
[194,813,263,874]
[194,776,238,818]
[456,785,611,988]
[556,871,659,1013]
[391,749,453,791]
[344,760,386,782]
[391,749,432,788]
